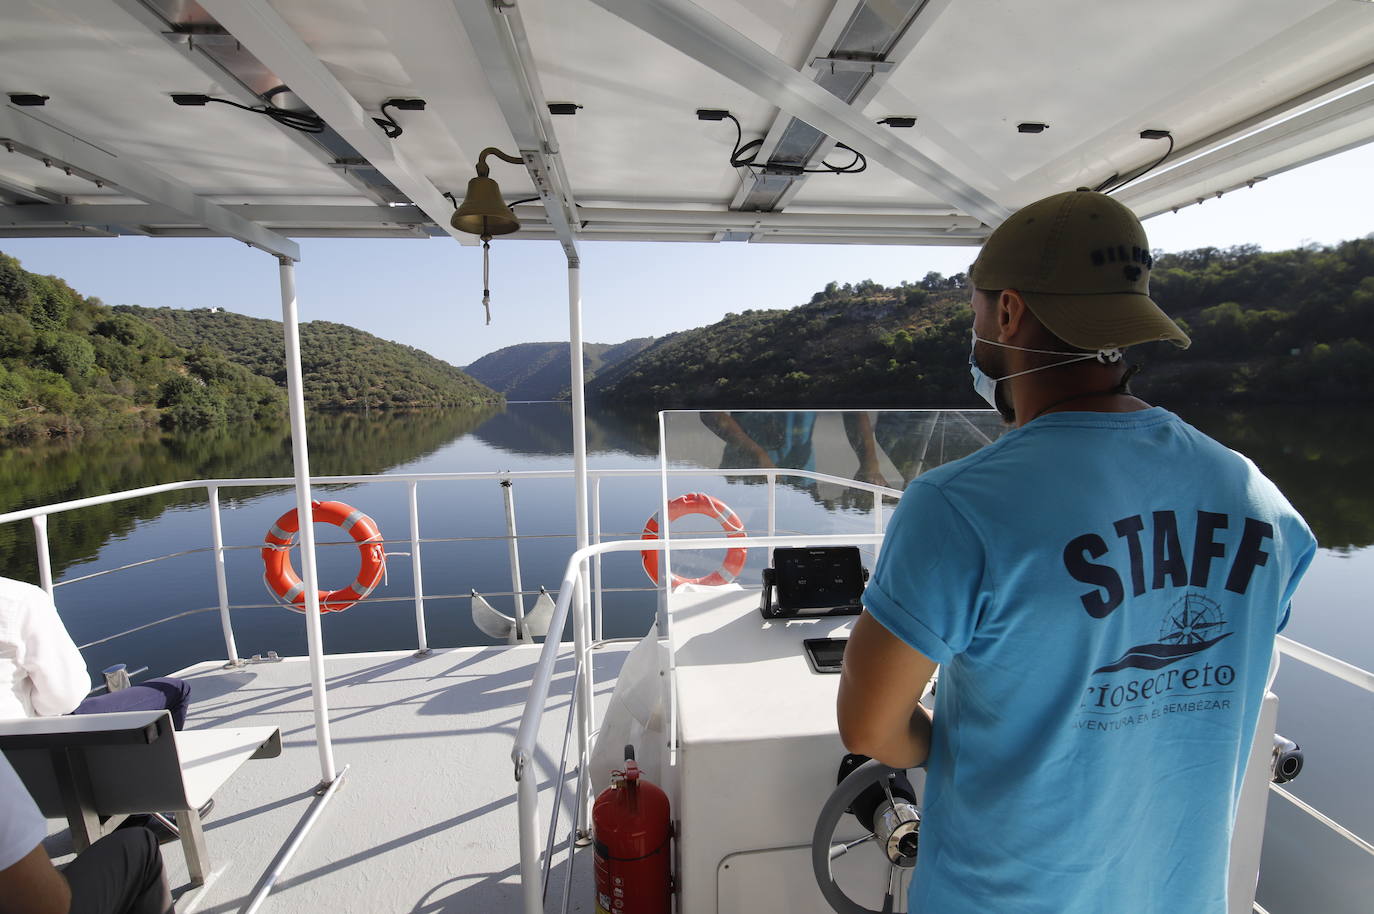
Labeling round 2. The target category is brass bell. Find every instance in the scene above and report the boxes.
[449,147,525,325]
[451,174,519,238]
[450,147,525,239]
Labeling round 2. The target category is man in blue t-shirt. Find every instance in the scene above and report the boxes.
[838,190,1315,913]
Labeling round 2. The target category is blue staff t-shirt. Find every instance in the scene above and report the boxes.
[863,408,1315,914]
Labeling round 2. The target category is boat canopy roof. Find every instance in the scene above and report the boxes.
[2,0,1373,255]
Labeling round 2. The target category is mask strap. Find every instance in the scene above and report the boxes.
[974,331,1122,378]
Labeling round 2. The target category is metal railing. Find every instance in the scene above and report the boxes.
[1268,636,1374,860]
[0,465,900,671]
[510,531,890,914]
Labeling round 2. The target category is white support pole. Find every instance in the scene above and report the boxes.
[206,486,241,666]
[501,480,528,636]
[278,257,337,785]
[32,515,53,597]
[568,263,595,836]
[592,475,604,643]
[408,481,430,655]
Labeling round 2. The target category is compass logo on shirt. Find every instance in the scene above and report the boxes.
[1093,593,1231,673]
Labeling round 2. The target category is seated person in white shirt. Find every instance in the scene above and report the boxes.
[0,753,172,914]
[0,577,191,728]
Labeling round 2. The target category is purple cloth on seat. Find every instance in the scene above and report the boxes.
[73,678,191,730]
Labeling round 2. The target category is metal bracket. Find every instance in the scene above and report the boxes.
[810,56,895,76]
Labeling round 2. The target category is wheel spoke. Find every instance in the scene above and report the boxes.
[828,832,876,860]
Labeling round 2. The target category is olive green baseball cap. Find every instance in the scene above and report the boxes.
[970,190,1190,350]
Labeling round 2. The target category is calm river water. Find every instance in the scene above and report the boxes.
[0,401,1368,913]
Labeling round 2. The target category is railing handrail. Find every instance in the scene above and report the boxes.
[0,465,901,526]
[510,531,886,776]
[1276,634,1374,695]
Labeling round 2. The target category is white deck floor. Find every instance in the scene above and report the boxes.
[44,643,629,913]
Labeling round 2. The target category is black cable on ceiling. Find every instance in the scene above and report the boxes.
[212,97,323,133]
[704,110,866,176]
[1101,132,1175,195]
[172,93,325,133]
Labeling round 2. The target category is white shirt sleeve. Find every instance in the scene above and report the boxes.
[0,753,46,870]
[18,586,91,717]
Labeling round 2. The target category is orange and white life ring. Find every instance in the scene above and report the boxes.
[641,493,748,588]
[261,500,385,613]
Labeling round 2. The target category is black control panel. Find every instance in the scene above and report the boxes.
[760,546,868,619]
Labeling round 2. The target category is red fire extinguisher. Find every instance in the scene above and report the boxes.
[593,745,672,914]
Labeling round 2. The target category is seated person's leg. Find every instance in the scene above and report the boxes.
[63,828,172,914]
[72,678,192,730]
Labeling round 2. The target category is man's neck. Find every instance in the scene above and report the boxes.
[1010,373,1150,428]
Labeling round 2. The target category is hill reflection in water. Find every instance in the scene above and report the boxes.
[1174,404,1374,552]
[0,406,499,584]
[1,402,1367,596]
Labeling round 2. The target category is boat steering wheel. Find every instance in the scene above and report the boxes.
[811,758,920,914]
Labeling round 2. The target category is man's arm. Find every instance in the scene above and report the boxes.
[837,611,939,769]
[19,586,90,716]
[0,844,70,914]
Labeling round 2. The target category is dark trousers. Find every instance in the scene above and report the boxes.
[73,678,192,730]
[64,828,172,914]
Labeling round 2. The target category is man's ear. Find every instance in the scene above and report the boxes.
[998,289,1029,338]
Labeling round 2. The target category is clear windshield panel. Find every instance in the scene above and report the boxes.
[657,409,1007,590]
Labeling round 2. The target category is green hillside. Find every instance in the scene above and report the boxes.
[464,337,654,400]
[119,305,501,411]
[0,252,282,440]
[586,240,1374,408]
[587,278,975,407]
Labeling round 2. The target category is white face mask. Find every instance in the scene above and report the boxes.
[968,330,1123,410]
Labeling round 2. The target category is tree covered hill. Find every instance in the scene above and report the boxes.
[0,251,501,441]
[587,277,976,407]
[464,337,654,400]
[582,239,1374,408]
[0,252,282,440]
[118,305,501,411]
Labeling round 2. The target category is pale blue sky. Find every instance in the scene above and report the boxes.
[2,143,1371,367]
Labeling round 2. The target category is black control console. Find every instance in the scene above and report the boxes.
[759,546,869,620]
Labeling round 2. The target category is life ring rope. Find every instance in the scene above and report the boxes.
[641,493,749,588]
[261,500,386,613]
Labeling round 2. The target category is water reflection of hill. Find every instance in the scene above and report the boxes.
[471,402,657,458]
[1178,405,1372,551]
[0,406,498,583]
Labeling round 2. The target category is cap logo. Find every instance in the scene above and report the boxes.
[1090,244,1152,270]
[1123,265,1142,281]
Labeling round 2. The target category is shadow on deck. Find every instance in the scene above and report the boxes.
[46,643,629,913]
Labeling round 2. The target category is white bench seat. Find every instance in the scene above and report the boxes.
[0,710,280,885]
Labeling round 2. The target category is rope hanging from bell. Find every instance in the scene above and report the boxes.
[451,147,524,324]
[481,236,492,325]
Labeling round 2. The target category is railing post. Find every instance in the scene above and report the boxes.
[592,475,603,643]
[32,514,53,597]
[207,486,242,667]
[766,470,777,565]
[501,479,528,636]
[571,564,594,842]
[516,750,541,914]
[408,480,430,655]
